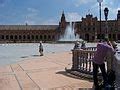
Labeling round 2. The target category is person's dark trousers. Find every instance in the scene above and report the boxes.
[93,62,108,87]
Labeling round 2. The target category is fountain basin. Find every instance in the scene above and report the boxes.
[58,22,83,43]
[57,39,84,43]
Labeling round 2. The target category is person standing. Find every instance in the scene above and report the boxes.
[73,41,80,49]
[39,41,43,56]
[81,41,86,50]
[92,38,115,89]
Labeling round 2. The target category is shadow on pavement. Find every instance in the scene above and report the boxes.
[56,70,93,82]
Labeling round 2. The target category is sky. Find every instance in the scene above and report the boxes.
[0,0,120,25]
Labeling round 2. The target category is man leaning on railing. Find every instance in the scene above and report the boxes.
[92,38,115,89]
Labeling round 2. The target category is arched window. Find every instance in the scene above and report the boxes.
[15,35,18,40]
[101,34,105,39]
[84,28,86,30]
[19,35,22,40]
[48,35,51,39]
[27,35,30,39]
[6,35,9,40]
[1,35,4,39]
[31,35,34,40]
[85,34,89,41]
[10,35,13,40]
[40,35,43,39]
[93,27,95,31]
[36,35,38,40]
[88,28,91,31]
[109,34,111,39]
[23,35,26,40]
[117,34,120,40]
[52,35,55,39]
[113,34,116,40]
[44,35,46,39]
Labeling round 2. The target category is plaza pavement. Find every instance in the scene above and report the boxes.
[0,51,93,90]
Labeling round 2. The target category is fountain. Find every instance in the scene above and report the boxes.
[58,22,83,43]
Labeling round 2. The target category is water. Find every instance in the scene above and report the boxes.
[59,22,82,41]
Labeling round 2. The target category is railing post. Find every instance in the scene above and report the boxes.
[113,52,120,87]
[106,52,114,71]
[71,49,79,70]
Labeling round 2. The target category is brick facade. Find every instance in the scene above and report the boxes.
[0,25,59,43]
[0,11,120,43]
[74,10,120,42]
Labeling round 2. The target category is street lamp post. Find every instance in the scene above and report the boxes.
[97,0,103,41]
[104,7,109,39]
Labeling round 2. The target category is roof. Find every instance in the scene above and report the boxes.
[0,25,59,30]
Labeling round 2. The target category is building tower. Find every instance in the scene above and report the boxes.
[117,10,120,20]
[59,11,66,30]
[117,10,120,39]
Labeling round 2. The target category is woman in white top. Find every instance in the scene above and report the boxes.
[39,41,43,56]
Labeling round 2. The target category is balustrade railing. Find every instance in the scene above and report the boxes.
[85,47,97,51]
[71,47,96,75]
[68,46,118,87]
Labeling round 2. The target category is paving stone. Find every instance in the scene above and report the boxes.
[0,52,93,89]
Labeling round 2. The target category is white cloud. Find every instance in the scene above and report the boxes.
[27,8,39,13]
[24,7,58,25]
[24,8,40,25]
[74,0,96,7]
[24,20,36,25]
[26,13,38,19]
[40,19,58,25]
[101,0,120,19]
[117,8,120,11]
[88,0,120,20]
[107,7,119,19]
[66,12,82,22]
[27,8,39,18]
